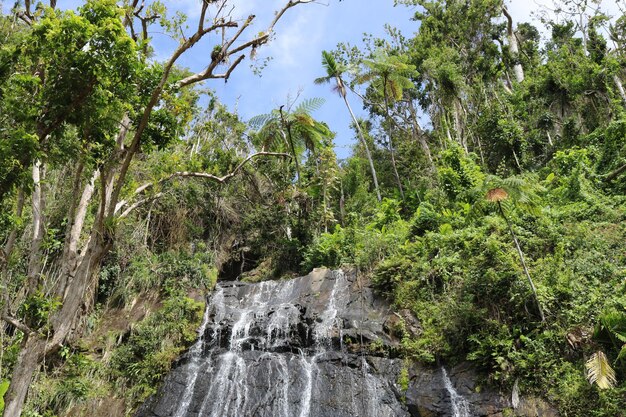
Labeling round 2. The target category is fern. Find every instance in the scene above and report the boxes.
[248,113,273,129]
[586,351,617,389]
[294,97,325,114]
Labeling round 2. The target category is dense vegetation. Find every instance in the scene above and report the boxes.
[0,0,625,416]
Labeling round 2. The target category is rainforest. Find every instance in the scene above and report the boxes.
[0,0,625,416]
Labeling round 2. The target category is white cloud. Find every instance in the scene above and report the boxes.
[505,0,622,41]
[265,5,328,69]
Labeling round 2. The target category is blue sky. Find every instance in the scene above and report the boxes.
[171,0,420,159]
[2,0,622,159]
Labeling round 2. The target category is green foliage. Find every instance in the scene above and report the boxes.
[20,350,102,416]
[108,296,204,404]
[593,310,626,369]
[0,379,9,413]
[302,199,409,272]
[17,291,61,331]
[302,225,348,270]
[2,1,626,416]
[397,364,410,393]
[100,249,214,306]
[438,147,485,201]
[250,97,332,182]
[0,0,141,199]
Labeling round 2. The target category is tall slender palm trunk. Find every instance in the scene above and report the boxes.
[342,92,382,202]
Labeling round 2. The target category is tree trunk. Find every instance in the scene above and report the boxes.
[502,6,524,83]
[342,91,381,202]
[2,4,314,413]
[339,179,346,226]
[613,74,626,106]
[408,100,435,172]
[57,168,100,298]
[382,84,405,201]
[27,161,45,291]
[388,137,405,201]
[605,162,626,183]
[453,101,466,152]
[2,234,109,417]
[2,335,47,417]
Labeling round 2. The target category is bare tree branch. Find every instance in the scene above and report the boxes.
[177,0,318,89]
[115,152,291,215]
[109,1,314,219]
[119,192,163,219]
[1,314,34,336]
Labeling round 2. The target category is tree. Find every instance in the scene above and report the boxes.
[0,1,314,416]
[250,97,332,184]
[502,5,525,83]
[315,50,382,202]
[399,0,504,154]
[356,49,420,199]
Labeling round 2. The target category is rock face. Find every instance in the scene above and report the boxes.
[135,269,558,417]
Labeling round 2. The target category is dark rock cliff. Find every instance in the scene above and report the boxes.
[135,268,558,417]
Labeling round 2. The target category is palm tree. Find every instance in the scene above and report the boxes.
[586,351,617,389]
[315,50,381,202]
[356,50,418,200]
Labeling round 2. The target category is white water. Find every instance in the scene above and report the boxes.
[314,270,350,345]
[297,350,316,417]
[442,367,472,417]
[173,287,223,417]
[163,271,400,417]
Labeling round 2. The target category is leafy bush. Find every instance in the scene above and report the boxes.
[108,296,204,404]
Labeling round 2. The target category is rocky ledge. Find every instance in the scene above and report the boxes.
[135,268,558,417]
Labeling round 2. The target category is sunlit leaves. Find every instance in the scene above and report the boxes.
[0,0,142,197]
[357,49,417,102]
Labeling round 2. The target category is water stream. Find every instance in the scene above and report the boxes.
[441,367,472,417]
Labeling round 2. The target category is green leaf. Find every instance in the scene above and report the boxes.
[0,380,9,412]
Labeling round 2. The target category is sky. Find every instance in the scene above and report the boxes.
[174,0,420,159]
[1,0,623,159]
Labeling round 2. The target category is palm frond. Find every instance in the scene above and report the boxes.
[314,75,332,85]
[597,311,626,343]
[486,188,508,202]
[388,80,403,101]
[586,351,617,389]
[320,50,339,76]
[354,71,376,85]
[294,113,315,127]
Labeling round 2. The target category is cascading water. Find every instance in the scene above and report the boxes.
[441,367,472,417]
[136,269,412,417]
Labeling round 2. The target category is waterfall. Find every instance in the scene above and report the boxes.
[137,269,411,417]
[173,287,222,417]
[441,367,472,417]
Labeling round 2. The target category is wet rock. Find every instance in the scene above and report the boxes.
[135,269,558,417]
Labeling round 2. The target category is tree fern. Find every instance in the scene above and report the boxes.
[248,98,332,183]
[248,113,273,130]
[294,97,325,114]
[586,351,617,389]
